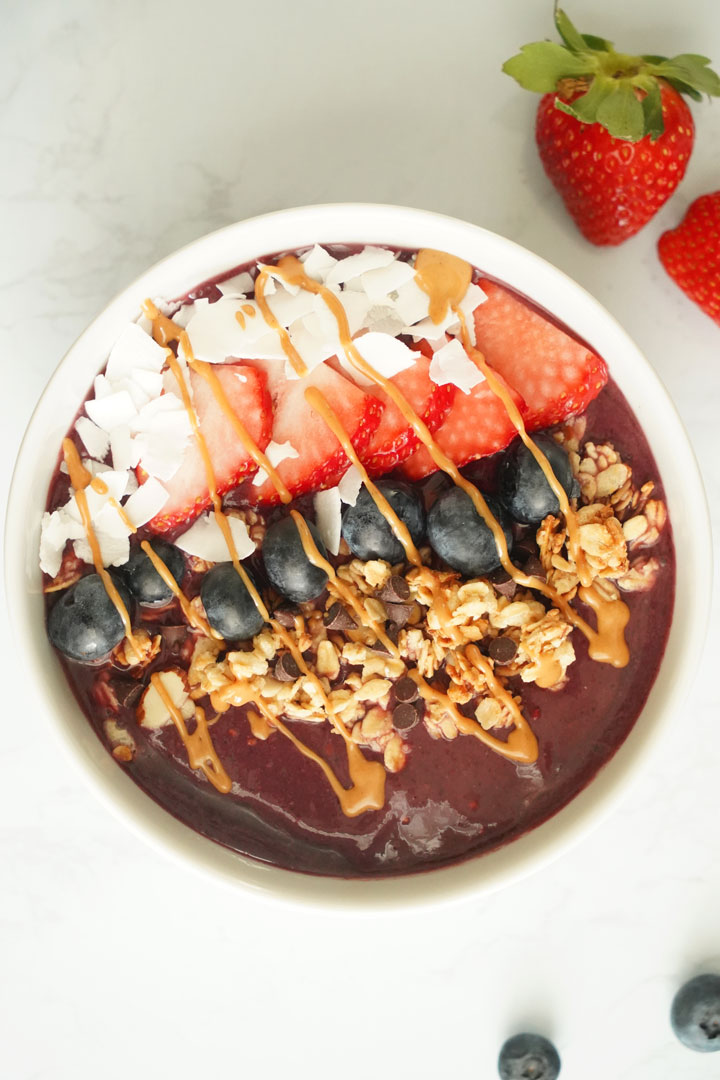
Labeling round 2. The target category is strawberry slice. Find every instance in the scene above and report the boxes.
[399,366,522,481]
[473,280,608,428]
[252,363,383,504]
[360,355,456,476]
[144,363,272,534]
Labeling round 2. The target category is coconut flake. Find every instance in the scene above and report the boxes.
[39,508,86,577]
[313,487,342,555]
[93,373,113,400]
[75,417,110,461]
[266,284,317,328]
[429,339,486,394]
[335,289,372,335]
[392,278,430,326]
[123,477,168,528]
[109,425,139,473]
[337,465,363,506]
[170,302,195,329]
[353,331,418,379]
[185,296,285,363]
[287,321,339,373]
[129,368,164,399]
[360,260,417,303]
[105,323,168,382]
[325,246,394,288]
[403,307,459,342]
[361,304,406,338]
[111,376,151,411]
[217,271,254,297]
[73,527,131,570]
[252,440,299,487]
[300,245,338,283]
[85,389,137,432]
[175,512,255,562]
[445,283,487,346]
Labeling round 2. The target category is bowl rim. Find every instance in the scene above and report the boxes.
[5,202,712,912]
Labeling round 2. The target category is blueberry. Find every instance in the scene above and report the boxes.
[119,540,185,606]
[341,481,425,563]
[427,489,511,577]
[671,974,720,1052]
[499,434,578,525]
[200,563,266,641]
[498,1033,561,1079]
[47,573,135,663]
[262,517,329,603]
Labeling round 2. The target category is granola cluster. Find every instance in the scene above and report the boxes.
[552,418,668,594]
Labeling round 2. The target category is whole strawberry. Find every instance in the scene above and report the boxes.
[503,7,720,245]
[659,191,720,325]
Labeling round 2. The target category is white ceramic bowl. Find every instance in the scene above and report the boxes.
[5,203,711,910]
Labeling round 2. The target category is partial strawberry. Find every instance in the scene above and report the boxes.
[252,363,383,504]
[399,366,522,482]
[144,363,272,533]
[503,8,720,245]
[361,355,456,476]
[473,279,607,428]
[658,191,720,326]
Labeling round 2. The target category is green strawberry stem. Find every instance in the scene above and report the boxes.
[502,4,720,141]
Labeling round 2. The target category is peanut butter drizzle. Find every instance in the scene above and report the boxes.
[534,654,565,690]
[253,269,309,376]
[414,248,472,323]
[290,511,399,654]
[303,386,422,567]
[247,708,273,740]
[409,667,538,765]
[62,439,141,660]
[150,673,231,793]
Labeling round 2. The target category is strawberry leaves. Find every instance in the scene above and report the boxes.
[502,42,596,93]
[503,7,720,142]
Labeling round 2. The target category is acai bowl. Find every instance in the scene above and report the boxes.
[5,204,710,909]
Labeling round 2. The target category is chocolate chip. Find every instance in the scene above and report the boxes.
[522,555,546,581]
[378,574,411,603]
[487,567,518,600]
[274,652,301,681]
[323,602,356,630]
[393,701,420,732]
[272,604,300,628]
[488,636,518,664]
[384,602,414,628]
[394,676,419,704]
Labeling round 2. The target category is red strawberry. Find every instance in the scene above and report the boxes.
[473,279,608,428]
[144,363,272,533]
[503,8,720,245]
[658,191,720,326]
[399,362,523,482]
[252,363,383,504]
[360,355,456,475]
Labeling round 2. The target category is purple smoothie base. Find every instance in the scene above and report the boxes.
[44,251,676,878]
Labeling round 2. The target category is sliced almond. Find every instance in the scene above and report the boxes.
[137,668,194,730]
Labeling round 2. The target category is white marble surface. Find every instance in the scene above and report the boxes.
[2,1,720,1076]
